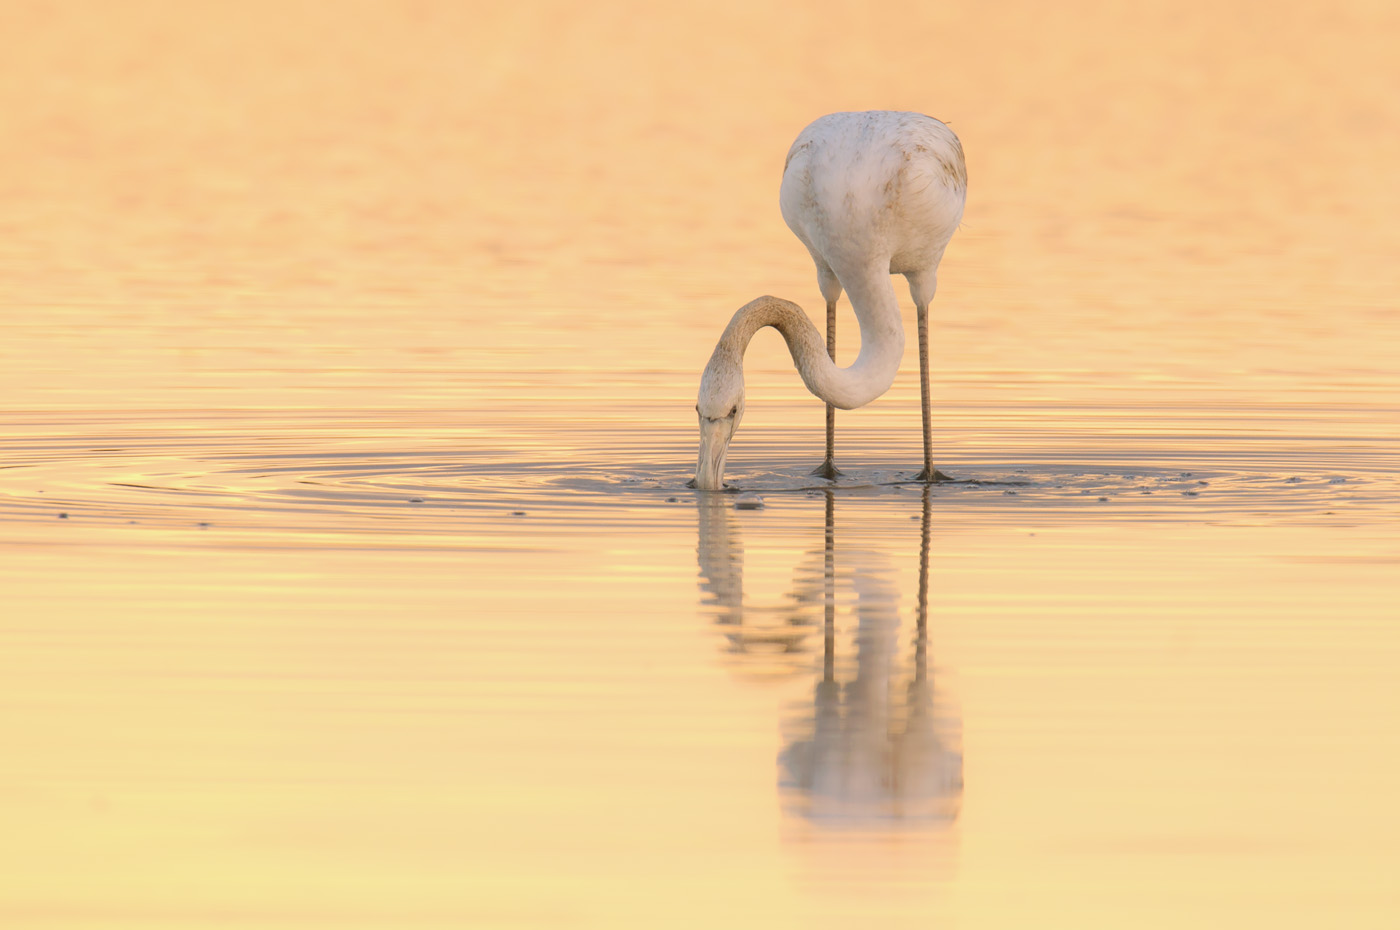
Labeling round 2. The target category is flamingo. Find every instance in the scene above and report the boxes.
[693,111,966,490]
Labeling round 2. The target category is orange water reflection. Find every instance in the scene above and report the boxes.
[2,1,1399,927]
[699,492,963,827]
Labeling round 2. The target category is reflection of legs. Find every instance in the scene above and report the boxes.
[915,483,931,681]
[812,299,842,479]
[915,301,952,483]
[823,490,835,681]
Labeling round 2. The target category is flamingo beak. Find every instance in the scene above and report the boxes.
[694,415,735,491]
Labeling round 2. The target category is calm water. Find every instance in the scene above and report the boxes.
[2,2,1398,927]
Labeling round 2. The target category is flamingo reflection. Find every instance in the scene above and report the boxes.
[696,489,963,825]
[696,492,827,678]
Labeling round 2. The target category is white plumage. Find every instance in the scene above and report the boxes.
[695,111,966,490]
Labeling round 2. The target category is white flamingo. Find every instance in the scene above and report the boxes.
[694,111,966,490]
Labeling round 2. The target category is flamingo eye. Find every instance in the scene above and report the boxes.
[728,406,738,417]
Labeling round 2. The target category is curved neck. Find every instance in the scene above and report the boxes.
[706,270,903,410]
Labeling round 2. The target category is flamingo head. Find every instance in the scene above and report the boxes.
[693,364,745,491]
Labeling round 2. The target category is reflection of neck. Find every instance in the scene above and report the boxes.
[845,539,902,739]
[704,288,903,410]
[695,497,742,626]
[797,487,960,819]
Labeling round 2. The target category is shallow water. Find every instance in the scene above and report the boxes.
[3,2,1399,927]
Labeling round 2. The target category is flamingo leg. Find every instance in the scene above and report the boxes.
[915,301,953,482]
[811,299,842,479]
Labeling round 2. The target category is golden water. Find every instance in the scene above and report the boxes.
[2,2,1398,926]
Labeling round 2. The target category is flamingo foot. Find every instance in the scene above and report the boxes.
[811,459,843,480]
[914,467,956,483]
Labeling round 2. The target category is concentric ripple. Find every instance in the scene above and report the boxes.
[2,396,1393,544]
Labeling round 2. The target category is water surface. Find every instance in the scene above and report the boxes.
[2,2,1398,927]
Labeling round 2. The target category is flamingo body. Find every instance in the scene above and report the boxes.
[694,111,966,490]
[780,111,965,288]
